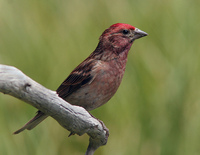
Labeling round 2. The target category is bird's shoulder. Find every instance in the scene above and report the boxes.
[56,58,101,99]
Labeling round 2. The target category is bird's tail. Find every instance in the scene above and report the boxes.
[13,111,48,134]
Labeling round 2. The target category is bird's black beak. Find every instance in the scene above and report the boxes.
[132,28,148,41]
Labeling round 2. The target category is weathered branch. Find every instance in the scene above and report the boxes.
[0,64,109,155]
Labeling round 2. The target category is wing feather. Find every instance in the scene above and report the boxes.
[56,59,96,99]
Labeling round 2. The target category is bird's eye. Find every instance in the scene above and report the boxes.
[122,29,130,35]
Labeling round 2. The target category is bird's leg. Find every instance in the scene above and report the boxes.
[68,113,109,138]
[97,119,109,138]
[89,113,109,138]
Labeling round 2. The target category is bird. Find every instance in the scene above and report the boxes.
[14,23,148,134]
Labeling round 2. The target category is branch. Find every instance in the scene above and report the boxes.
[0,64,109,155]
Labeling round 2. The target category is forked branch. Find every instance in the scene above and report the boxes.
[0,64,109,155]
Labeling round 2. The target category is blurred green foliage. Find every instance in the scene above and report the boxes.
[0,0,200,154]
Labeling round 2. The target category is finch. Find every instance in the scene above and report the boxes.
[14,23,147,134]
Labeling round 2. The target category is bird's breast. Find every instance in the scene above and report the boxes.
[66,60,126,111]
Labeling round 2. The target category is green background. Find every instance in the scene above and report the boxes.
[0,0,200,154]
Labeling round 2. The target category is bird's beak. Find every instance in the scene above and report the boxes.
[132,28,148,41]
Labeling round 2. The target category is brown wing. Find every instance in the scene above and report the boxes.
[56,59,96,99]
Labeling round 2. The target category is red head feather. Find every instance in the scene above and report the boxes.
[100,23,136,39]
[110,23,135,30]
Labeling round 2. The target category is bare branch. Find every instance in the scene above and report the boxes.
[0,64,109,155]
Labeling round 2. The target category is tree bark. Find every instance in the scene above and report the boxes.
[0,64,109,155]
